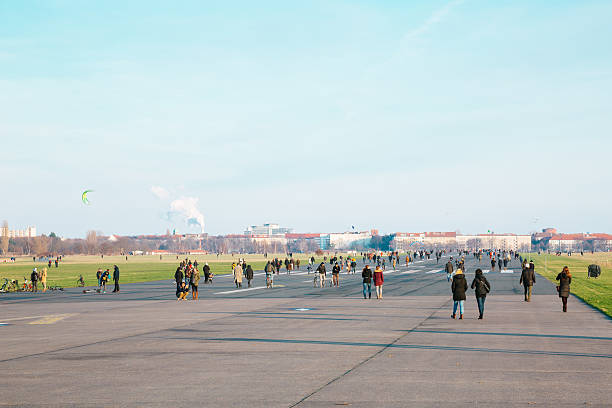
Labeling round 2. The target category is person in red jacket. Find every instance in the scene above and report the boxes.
[373,265,384,299]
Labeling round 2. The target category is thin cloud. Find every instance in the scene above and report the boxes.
[402,0,464,42]
[151,186,169,200]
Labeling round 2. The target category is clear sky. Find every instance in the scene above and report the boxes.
[1,0,611,238]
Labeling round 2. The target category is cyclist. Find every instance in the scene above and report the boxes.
[265,261,274,288]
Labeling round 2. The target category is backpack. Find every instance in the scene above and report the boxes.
[588,264,601,278]
[478,278,489,294]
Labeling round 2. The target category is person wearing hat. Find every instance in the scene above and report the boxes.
[451,268,467,319]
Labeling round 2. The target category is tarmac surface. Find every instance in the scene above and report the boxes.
[1,254,611,407]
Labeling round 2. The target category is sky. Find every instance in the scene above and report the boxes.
[1,0,611,238]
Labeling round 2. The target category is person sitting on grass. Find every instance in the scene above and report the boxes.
[176,281,189,300]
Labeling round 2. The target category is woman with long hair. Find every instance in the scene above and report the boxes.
[556,266,572,312]
[373,265,384,299]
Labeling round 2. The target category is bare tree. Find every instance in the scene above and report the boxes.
[0,220,8,255]
[86,230,98,254]
[32,236,49,255]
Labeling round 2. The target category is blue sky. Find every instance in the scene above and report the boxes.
[1,0,611,237]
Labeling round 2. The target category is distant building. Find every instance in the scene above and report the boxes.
[328,231,372,250]
[245,223,292,236]
[392,231,531,251]
[546,233,612,251]
[2,226,37,238]
[392,232,457,250]
[457,234,531,251]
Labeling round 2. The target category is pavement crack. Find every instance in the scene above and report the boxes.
[288,297,451,407]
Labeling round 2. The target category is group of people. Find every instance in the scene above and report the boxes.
[96,265,120,293]
[360,264,384,299]
[444,253,572,318]
[174,260,202,300]
[231,259,254,288]
[29,267,47,292]
[168,252,573,314]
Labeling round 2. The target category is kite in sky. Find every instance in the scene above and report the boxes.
[82,190,94,205]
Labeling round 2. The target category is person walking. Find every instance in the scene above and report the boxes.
[233,263,243,288]
[316,262,326,288]
[373,265,384,299]
[40,267,47,292]
[556,266,572,312]
[112,265,120,293]
[203,263,211,283]
[519,261,536,302]
[245,265,254,288]
[362,265,372,299]
[451,269,468,319]
[191,268,200,300]
[445,260,454,282]
[470,269,491,319]
[332,263,340,287]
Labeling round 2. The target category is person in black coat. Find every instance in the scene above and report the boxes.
[520,262,536,301]
[30,268,39,292]
[203,263,211,283]
[451,270,468,319]
[112,265,120,293]
[245,265,254,288]
[470,269,491,319]
[361,265,372,299]
[174,266,183,291]
[556,266,572,312]
[445,261,453,282]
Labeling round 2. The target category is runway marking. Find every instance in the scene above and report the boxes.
[29,314,76,325]
[0,315,50,322]
[214,286,268,294]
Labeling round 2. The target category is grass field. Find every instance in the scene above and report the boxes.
[526,252,612,318]
[0,253,360,290]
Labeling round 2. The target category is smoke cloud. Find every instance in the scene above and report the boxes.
[151,186,169,200]
[151,186,205,233]
[168,197,205,233]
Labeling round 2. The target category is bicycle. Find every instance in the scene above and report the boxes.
[1,278,18,293]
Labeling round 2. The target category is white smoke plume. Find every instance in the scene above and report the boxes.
[151,186,169,200]
[168,197,205,233]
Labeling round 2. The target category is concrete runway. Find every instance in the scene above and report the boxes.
[1,254,611,407]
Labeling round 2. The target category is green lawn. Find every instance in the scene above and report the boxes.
[0,253,363,290]
[525,252,612,318]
